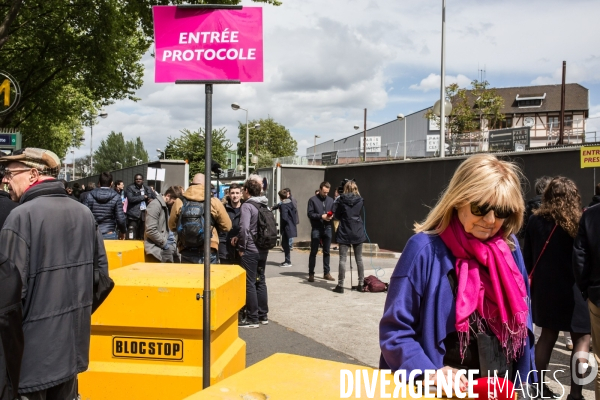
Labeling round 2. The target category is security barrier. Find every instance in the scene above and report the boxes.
[79,263,246,400]
[185,353,384,399]
[103,240,145,270]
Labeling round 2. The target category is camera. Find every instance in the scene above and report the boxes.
[337,178,355,195]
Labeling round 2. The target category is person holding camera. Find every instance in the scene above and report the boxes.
[307,181,335,282]
[332,180,366,293]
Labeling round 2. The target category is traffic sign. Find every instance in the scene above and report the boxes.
[0,131,21,151]
[488,127,530,152]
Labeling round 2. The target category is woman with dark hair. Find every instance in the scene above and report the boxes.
[333,180,366,294]
[524,176,590,400]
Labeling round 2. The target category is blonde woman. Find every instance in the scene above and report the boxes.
[332,180,366,293]
[379,154,535,393]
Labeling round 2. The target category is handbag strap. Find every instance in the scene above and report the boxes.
[528,224,558,280]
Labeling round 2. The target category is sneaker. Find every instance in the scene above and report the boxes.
[308,274,315,282]
[259,316,269,325]
[280,262,292,268]
[333,285,344,294]
[239,320,259,329]
[323,273,335,281]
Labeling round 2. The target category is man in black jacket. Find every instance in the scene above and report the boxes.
[219,183,242,264]
[573,203,600,398]
[125,174,156,240]
[84,172,127,239]
[307,181,335,282]
[0,147,108,399]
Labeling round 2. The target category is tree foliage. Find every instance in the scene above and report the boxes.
[425,80,505,154]
[0,0,281,159]
[93,131,149,174]
[165,127,232,180]
[236,117,297,168]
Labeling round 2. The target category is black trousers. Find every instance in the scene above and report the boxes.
[240,252,268,323]
[308,226,332,275]
[19,376,78,400]
[127,216,145,240]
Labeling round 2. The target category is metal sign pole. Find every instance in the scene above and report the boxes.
[203,83,212,389]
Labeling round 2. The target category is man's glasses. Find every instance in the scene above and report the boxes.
[2,167,32,180]
[470,203,513,219]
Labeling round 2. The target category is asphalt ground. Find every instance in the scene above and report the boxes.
[239,247,594,398]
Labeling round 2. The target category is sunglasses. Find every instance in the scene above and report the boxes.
[470,203,513,219]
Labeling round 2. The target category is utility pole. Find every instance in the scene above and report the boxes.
[363,108,367,162]
[558,61,566,145]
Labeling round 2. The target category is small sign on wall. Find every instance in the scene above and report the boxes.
[359,136,381,153]
[426,135,440,152]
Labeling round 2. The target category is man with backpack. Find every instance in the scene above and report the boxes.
[168,173,231,264]
[231,178,277,328]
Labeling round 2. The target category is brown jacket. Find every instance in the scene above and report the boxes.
[168,184,231,251]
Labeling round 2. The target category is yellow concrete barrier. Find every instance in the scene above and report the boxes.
[186,353,500,400]
[79,263,246,400]
[185,354,379,399]
[103,240,145,270]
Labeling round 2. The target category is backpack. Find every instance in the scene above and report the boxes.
[177,198,212,250]
[363,275,388,293]
[249,202,278,249]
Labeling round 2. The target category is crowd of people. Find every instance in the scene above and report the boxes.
[0,147,300,397]
[5,146,600,399]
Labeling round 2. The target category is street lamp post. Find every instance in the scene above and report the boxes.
[71,150,75,180]
[313,135,320,165]
[397,114,407,160]
[439,0,446,158]
[231,103,249,178]
[87,110,108,175]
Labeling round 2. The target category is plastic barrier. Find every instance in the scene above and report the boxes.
[79,263,246,400]
[103,240,145,270]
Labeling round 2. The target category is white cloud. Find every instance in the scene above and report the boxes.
[531,58,600,86]
[70,0,600,161]
[409,73,472,92]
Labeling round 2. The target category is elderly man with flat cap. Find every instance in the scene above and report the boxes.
[0,148,108,399]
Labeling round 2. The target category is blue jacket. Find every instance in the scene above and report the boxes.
[279,199,297,238]
[379,232,536,383]
[84,187,127,234]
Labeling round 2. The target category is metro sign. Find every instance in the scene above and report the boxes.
[0,71,21,115]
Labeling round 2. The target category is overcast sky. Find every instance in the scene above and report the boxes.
[72,0,600,162]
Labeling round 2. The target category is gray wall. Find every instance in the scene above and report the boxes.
[306,108,431,160]
[324,147,596,252]
[281,166,326,240]
[71,160,188,193]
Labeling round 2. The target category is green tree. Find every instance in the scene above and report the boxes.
[93,132,149,174]
[471,80,505,130]
[0,0,281,159]
[165,127,232,180]
[425,80,504,154]
[236,117,297,168]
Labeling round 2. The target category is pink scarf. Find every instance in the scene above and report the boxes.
[439,215,529,361]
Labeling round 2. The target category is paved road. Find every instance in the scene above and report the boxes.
[239,247,594,398]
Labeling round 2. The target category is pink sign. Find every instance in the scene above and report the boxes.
[153,6,263,83]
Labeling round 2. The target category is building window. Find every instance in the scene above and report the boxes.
[518,99,542,107]
[565,116,573,128]
[548,116,559,127]
[501,118,513,129]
